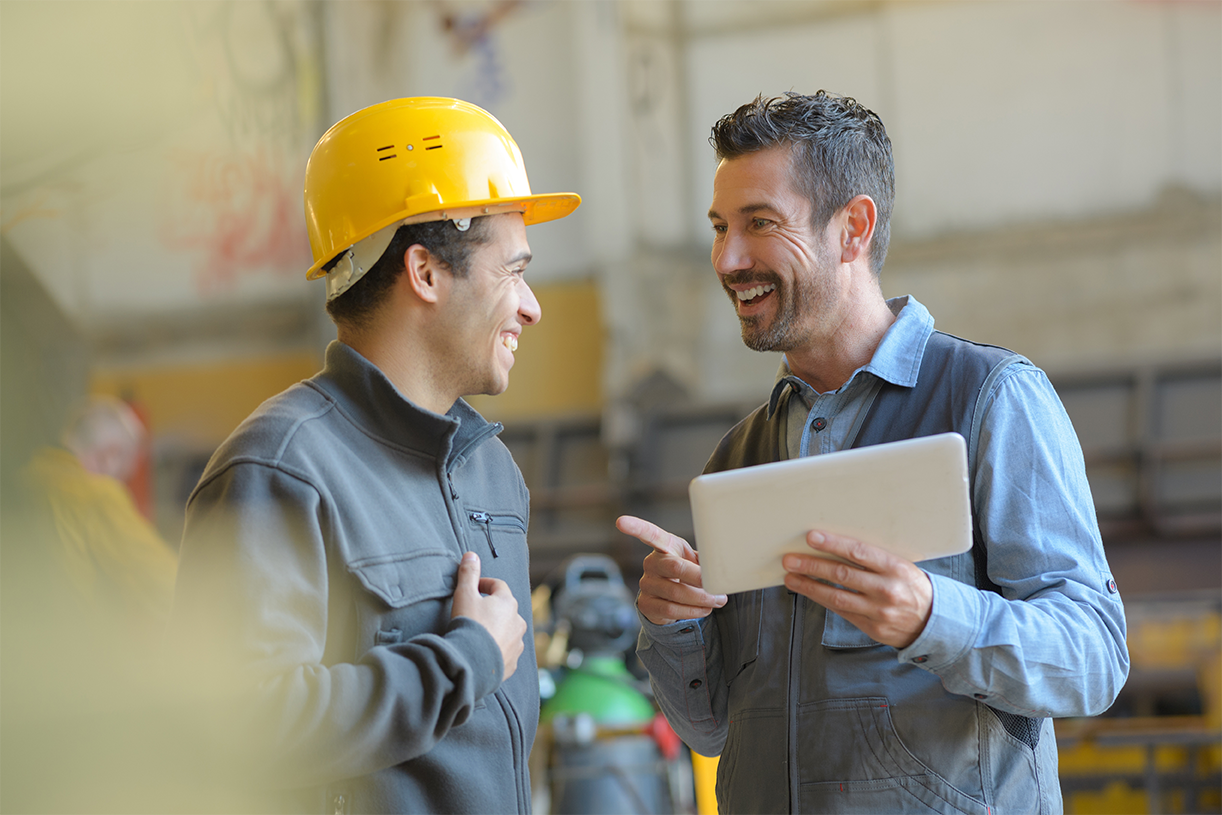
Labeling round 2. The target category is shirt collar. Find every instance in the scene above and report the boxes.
[766,295,935,419]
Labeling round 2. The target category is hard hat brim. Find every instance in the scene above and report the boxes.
[306,191,580,281]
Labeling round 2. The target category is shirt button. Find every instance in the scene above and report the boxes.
[912,655,929,664]
[678,626,694,634]
[974,693,987,700]
[812,417,828,432]
[1106,578,1119,594]
[689,679,703,690]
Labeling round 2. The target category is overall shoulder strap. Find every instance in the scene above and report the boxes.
[853,331,1025,592]
[703,402,782,475]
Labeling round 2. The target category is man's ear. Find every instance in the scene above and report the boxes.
[402,243,444,304]
[839,195,877,264]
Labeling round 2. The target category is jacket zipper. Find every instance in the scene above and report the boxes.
[492,689,529,813]
[450,421,504,465]
[787,592,802,813]
[469,512,526,558]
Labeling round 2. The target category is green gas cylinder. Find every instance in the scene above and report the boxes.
[541,655,654,727]
[539,553,674,814]
[542,657,672,814]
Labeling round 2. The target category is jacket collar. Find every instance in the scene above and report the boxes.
[311,341,501,467]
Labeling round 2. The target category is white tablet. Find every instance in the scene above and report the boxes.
[689,432,972,596]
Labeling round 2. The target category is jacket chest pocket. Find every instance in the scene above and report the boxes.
[822,550,975,649]
[466,509,527,559]
[347,549,458,650]
[716,590,762,683]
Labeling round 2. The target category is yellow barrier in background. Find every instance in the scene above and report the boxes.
[692,752,719,815]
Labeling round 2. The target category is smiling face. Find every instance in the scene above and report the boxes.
[438,212,540,398]
[708,145,844,354]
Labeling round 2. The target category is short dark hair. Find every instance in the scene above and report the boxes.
[710,91,895,273]
[324,217,493,326]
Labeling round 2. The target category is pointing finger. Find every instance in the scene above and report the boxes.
[617,515,696,562]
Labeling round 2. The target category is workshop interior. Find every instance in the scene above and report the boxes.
[1,1,1219,813]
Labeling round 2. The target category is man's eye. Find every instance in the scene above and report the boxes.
[753,218,770,228]
[711,224,727,234]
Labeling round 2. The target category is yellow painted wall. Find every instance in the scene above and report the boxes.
[91,352,322,448]
[467,280,604,421]
[90,280,604,448]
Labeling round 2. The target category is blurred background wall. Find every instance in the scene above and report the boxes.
[2,0,1217,516]
[1,1,1219,811]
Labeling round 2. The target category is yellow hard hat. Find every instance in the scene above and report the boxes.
[303,97,581,286]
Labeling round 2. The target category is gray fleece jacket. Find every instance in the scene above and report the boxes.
[170,341,537,814]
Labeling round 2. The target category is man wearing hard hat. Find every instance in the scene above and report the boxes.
[169,98,578,814]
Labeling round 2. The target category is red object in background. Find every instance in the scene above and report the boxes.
[123,398,156,523]
[645,712,683,762]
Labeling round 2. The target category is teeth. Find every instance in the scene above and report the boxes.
[737,283,776,302]
[502,335,518,353]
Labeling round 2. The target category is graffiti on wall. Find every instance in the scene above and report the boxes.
[165,1,325,294]
[158,148,308,294]
[431,0,525,110]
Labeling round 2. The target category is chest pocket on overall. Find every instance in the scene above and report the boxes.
[822,550,976,649]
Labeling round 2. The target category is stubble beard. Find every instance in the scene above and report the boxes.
[728,248,835,354]
[737,280,803,352]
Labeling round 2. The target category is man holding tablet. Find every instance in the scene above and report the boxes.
[617,91,1128,814]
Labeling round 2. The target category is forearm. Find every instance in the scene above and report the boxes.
[635,612,728,756]
[170,463,504,787]
[899,573,1128,717]
[245,620,503,786]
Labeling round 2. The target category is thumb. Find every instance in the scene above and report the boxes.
[454,552,481,602]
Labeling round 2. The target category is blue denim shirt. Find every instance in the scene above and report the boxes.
[637,296,1129,813]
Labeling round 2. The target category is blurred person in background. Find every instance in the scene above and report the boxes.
[618,91,1129,814]
[167,98,579,814]
[3,394,179,812]
[22,394,176,647]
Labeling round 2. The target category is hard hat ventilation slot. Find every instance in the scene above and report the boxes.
[423,135,444,151]
[376,144,397,161]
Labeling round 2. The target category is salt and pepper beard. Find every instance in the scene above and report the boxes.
[721,239,838,354]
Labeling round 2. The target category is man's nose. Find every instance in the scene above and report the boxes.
[712,230,751,276]
[518,280,541,326]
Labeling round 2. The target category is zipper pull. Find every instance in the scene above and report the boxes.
[446,471,458,500]
[469,512,499,558]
